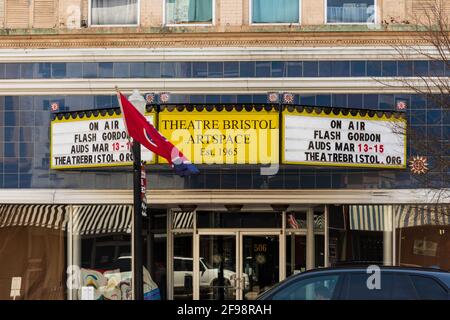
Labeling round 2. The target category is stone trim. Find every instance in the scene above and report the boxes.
[0,31,437,49]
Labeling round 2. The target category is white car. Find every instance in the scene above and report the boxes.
[174,256,249,297]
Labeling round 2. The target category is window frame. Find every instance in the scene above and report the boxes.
[163,0,216,27]
[265,273,344,300]
[325,0,377,25]
[341,271,394,300]
[249,0,302,26]
[409,275,450,300]
[88,0,141,27]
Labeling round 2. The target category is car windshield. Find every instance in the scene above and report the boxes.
[200,257,212,269]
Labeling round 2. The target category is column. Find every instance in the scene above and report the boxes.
[306,208,315,270]
[383,206,393,266]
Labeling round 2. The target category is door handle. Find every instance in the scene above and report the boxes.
[232,277,242,290]
[240,277,246,290]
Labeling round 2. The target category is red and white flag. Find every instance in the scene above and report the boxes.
[117,91,199,176]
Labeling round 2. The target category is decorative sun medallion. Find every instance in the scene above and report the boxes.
[255,254,266,265]
[396,100,407,111]
[50,102,59,112]
[283,92,294,104]
[267,92,279,103]
[145,93,155,104]
[409,156,429,174]
[159,92,170,103]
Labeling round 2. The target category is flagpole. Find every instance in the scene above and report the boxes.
[117,88,199,300]
[132,140,144,301]
[117,87,144,300]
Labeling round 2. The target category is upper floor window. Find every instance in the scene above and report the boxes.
[326,0,375,24]
[166,0,214,25]
[90,0,139,26]
[251,0,300,24]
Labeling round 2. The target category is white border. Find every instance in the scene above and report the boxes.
[0,77,444,95]
[0,189,447,205]
[0,47,440,62]
[88,0,140,27]
[249,0,301,26]
[325,0,377,25]
[163,0,215,27]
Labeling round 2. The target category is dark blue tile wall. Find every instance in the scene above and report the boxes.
[0,60,444,79]
[0,93,447,190]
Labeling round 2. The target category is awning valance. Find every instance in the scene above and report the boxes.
[70,205,132,236]
[0,204,68,230]
[350,204,450,231]
[350,205,390,231]
[395,205,450,228]
[0,204,132,236]
[172,211,194,230]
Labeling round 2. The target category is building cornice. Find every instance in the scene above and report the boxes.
[0,189,447,205]
[0,46,441,62]
[0,31,439,49]
[0,77,443,95]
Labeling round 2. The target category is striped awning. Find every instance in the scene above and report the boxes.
[0,204,68,230]
[349,205,391,232]
[349,204,450,231]
[0,204,132,235]
[70,205,132,236]
[172,211,194,230]
[395,205,450,228]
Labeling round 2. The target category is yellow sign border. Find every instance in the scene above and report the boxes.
[50,112,156,169]
[158,108,280,165]
[282,110,407,169]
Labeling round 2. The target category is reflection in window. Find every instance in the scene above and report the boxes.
[395,205,450,271]
[327,0,375,24]
[252,0,299,24]
[166,0,213,24]
[91,0,138,25]
[173,233,193,300]
[328,205,392,266]
[0,204,67,299]
[67,205,160,300]
[272,275,340,300]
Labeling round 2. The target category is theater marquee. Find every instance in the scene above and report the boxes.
[159,107,279,165]
[51,112,155,169]
[283,109,407,168]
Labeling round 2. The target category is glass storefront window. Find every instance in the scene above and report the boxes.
[65,205,157,301]
[286,235,307,275]
[144,210,167,300]
[286,212,307,229]
[286,234,324,277]
[0,204,67,299]
[199,235,237,300]
[173,233,193,300]
[328,205,393,266]
[166,0,213,25]
[395,205,450,271]
[0,204,159,300]
[197,211,282,228]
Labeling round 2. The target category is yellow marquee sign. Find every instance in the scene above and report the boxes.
[283,109,407,168]
[51,112,156,169]
[158,109,279,165]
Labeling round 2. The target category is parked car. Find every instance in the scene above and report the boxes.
[257,266,450,300]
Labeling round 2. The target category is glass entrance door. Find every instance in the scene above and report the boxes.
[194,231,281,300]
[196,234,238,300]
[240,234,280,300]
